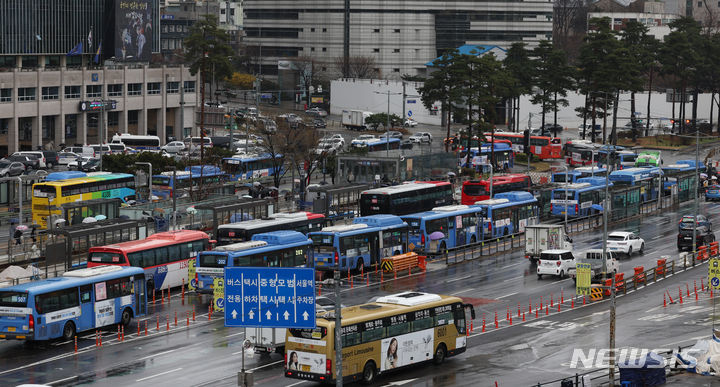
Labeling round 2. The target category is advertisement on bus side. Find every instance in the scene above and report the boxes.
[380,328,434,371]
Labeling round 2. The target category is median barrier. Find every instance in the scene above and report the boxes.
[381,252,419,274]
[711,241,719,256]
[633,266,645,285]
[656,258,666,276]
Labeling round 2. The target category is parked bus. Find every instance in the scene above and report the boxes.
[284,291,475,384]
[550,177,612,218]
[401,205,483,253]
[87,230,211,291]
[552,167,606,183]
[32,173,135,229]
[111,133,161,151]
[575,166,607,179]
[483,132,562,160]
[216,212,326,245]
[564,140,598,166]
[635,151,662,167]
[474,191,539,239]
[551,170,582,183]
[222,153,283,183]
[309,215,408,273]
[460,174,531,204]
[151,165,230,200]
[459,142,515,173]
[359,181,454,216]
[195,230,312,294]
[609,167,663,202]
[0,265,147,341]
[597,150,637,170]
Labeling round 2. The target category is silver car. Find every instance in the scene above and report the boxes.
[0,160,25,177]
[162,141,187,154]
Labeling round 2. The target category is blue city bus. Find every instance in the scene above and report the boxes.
[550,177,612,218]
[45,171,88,182]
[309,214,408,273]
[460,142,515,172]
[609,167,663,202]
[401,205,483,253]
[473,191,539,239]
[597,150,637,170]
[221,153,283,183]
[365,137,401,152]
[152,165,230,200]
[0,265,147,342]
[677,159,705,173]
[575,166,607,179]
[551,170,582,183]
[194,230,312,294]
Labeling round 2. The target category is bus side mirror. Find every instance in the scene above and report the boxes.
[464,304,476,320]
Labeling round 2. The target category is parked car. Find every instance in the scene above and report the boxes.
[305,107,328,117]
[68,156,95,170]
[88,144,111,156]
[313,118,327,128]
[6,154,39,170]
[162,141,187,154]
[108,143,128,154]
[58,151,80,165]
[381,131,403,139]
[80,158,101,172]
[314,143,337,155]
[542,123,564,134]
[536,249,575,279]
[404,119,418,127]
[606,231,645,257]
[409,132,433,143]
[14,151,49,169]
[42,151,59,168]
[0,160,25,177]
[62,146,94,158]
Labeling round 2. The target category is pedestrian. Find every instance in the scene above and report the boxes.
[30,225,36,243]
[13,227,22,245]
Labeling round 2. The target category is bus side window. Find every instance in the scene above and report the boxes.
[168,244,180,260]
[142,250,156,267]
[128,252,142,267]
[156,247,169,265]
[180,243,191,259]
[80,285,92,303]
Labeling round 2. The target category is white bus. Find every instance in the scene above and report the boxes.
[111,134,161,151]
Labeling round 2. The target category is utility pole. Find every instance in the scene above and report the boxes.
[693,127,699,257]
[99,101,105,172]
[331,271,343,387]
[602,151,615,385]
[374,90,402,157]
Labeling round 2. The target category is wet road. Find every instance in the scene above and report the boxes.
[2,197,720,386]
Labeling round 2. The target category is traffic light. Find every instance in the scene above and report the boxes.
[523,130,531,155]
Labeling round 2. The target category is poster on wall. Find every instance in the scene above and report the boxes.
[115,0,153,61]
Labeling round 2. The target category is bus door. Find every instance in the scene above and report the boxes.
[447,216,457,247]
[78,285,94,331]
[369,233,379,265]
[135,276,146,316]
[453,215,465,247]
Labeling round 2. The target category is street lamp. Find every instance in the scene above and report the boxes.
[165,166,177,230]
[135,162,153,202]
[321,272,343,387]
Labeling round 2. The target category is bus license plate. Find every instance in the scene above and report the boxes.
[8,327,15,332]
[302,365,311,372]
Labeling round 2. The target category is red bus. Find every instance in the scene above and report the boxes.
[483,132,562,160]
[87,230,211,291]
[564,140,598,166]
[461,174,532,204]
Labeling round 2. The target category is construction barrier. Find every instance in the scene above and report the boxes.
[633,266,645,285]
[711,241,719,257]
[590,286,603,301]
[656,258,666,276]
[381,252,419,274]
[698,245,709,261]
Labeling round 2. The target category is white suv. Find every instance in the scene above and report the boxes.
[606,231,645,257]
[537,249,575,279]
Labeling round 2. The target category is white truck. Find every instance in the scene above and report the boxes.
[524,224,573,263]
[568,249,620,282]
[245,327,285,354]
[342,110,373,130]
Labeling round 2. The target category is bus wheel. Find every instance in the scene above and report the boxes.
[433,343,447,365]
[361,361,377,385]
[62,321,76,341]
[121,308,133,327]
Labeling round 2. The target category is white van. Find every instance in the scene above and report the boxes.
[62,146,94,158]
[183,136,213,152]
[537,249,575,279]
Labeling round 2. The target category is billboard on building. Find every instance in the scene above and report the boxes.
[114,0,153,61]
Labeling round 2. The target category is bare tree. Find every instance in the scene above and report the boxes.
[292,55,319,107]
[333,56,378,78]
[554,0,590,59]
[254,117,320,189]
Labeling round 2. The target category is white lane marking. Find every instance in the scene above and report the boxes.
[388,378,419,386]
[448,275,472,283]
[663,335,707,347]
[286,381,309,387]
[135,349,178,362]
[135,367,183,382]
[454,288,476,295]
[651,235,662,240]
[551,279,569,285]
[250,360,283,371]
[497,292,518,299]
[225,332,245,338]
[502,276,523,283]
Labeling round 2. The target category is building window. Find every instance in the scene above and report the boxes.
[128,83,142,96]
[699,1,703,5]
[128,110,139,125]
[86,85,102,98]
[322,28,327,32]
[393,68,400,72]
[311,28,315,32]
[322,47,327,52]
[183,81,195,93]
[147,82,161,95]
[0,88,11,102]
[18,87,36,102]
[373,48,380,53]
[108,84,123,97]
[162,40,169,50]
[108,111,119,126]
[161,25,168,33]
[394,29,400,33]
[373,28,380,33]
[322,67,327,71]
[64,86,80,99]
[311,47,315,52]
[41,86,59,100]
[167,82,179,94]
[394,49,400,53]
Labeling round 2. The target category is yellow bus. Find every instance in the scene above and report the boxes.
[31,173,135,228]
[284,292,475,384]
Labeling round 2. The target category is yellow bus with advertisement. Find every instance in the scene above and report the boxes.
[284,292,475,384]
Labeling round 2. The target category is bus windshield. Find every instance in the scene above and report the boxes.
[199,253,228,268]
[310,234,335,254]
[33,185,56,198]
[0,291,28,307]
[463,184,487,196]
[553,174,569,183]
[88,251,126,264]
[553,190,574,200]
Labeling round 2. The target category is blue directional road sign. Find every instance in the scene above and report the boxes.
[224,267,316,329]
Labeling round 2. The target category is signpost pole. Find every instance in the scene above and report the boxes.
[334,270,342,387]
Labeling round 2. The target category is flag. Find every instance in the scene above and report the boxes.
[66,42,83,56]
[94,43,102,64]
[87,28,93,49]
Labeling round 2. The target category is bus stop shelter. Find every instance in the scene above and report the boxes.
[196,198,273,239]
[48,218,146,270]
[61,198,122,226]
[337,150,457,184]
[610,185,641,221]
[308,183,369,222]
